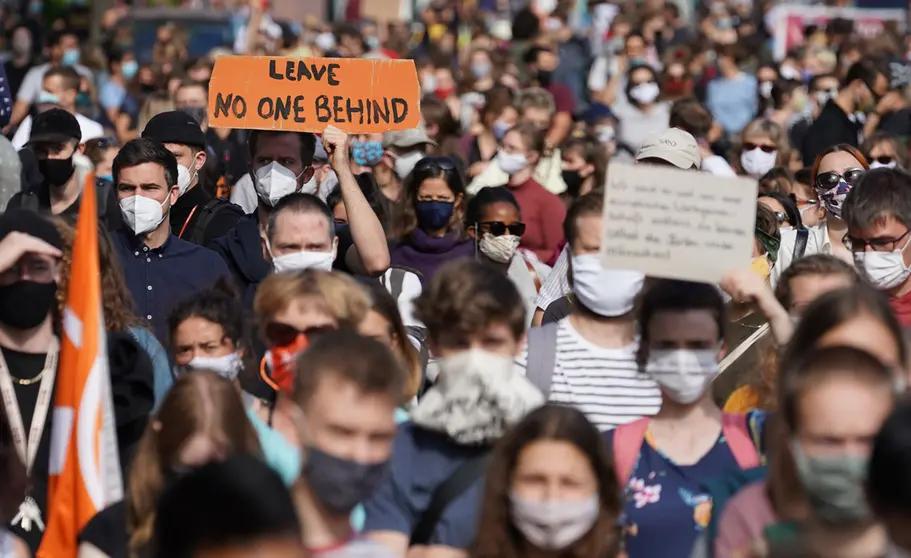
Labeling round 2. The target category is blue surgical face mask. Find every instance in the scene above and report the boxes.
[415,200,455,231]
[122,60,139,80]
[97,174,113,183]
[492,120,512,141]
[62,48,80,66]
[37,90,59,105]
[246,409,302,487]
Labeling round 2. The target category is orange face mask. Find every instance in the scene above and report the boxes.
[260,334,309,393]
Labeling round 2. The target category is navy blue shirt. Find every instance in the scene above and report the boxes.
[111,228,230,343]
[362,421,488,549]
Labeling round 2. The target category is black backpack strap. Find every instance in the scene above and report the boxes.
[186,199,228,245]
[21,192,39,211]
[390,268,405,300]
[792,228,809,260]
[410,452,491,546]
[96,179,110,221]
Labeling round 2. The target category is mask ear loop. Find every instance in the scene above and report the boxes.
[473,223,479,259]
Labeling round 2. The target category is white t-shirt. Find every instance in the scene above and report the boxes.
[515,317,661,431]
[11,112,104,150]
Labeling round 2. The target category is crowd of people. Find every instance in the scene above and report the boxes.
[0,0,910,557]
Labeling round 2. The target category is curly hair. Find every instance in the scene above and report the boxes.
[52,218,140,332]
[471,405,621,558]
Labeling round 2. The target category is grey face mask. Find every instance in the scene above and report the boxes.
[302,445,389,514]
[791,441,871,524]
[180,106,208,126]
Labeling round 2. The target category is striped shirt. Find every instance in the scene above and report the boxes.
[516,318,662,431]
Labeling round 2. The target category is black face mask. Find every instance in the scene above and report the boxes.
[302,445,389,514]
[38,157,75,187]
[562,170,584,197]
[0,281,57,330]
[537,70,553,87]
[179,106,207,125]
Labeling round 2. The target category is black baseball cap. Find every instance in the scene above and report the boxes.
[0,208,64,250]
[142,110,207,149]
[26,108,81,147]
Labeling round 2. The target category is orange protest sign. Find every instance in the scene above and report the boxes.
[208,56,421,134]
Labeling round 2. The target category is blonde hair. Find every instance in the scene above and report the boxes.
[126,372,262,556]
[138,93,175,132]
[253,270,370,334]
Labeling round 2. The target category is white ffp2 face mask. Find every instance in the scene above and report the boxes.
[571,253,644,317]
[740,148,777,178]
[268,235,337,273]
[120,194,169,235]
[854,236,911,290]
[176,163,199,197]
[255,162,306,206]
[394,151,424,179]
[646,348,720,404]
[509,492,600,551]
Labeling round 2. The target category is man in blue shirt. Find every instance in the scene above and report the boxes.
[705,44,758,137]
[110,137,230,343]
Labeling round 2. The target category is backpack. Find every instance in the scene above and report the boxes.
[184,199,233,246]
[792,228,809,260]
[524,322,559,399]
[612,413,761,487]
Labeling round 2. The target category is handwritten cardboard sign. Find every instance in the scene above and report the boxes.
[207,56,421,134]
[600,163,758,283]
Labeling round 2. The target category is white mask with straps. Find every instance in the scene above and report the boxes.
[646,348,720,404]
[255,162,306,206]
[119,194,169,235]
[176,163,198,197]
[267,238,336,273]
[180,352,243,381]
[571,253,645,317]
[394,151,424,179]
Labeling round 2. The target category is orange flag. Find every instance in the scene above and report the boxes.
[38,178,123,557]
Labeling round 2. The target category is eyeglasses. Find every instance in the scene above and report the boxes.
[871,156,895,165]
[414,156,456,172]
[815,168,865,189]
[743,143,776,153]
[263,322,335,347]
[771,211,787,224]
[843,228,911,253]
[478,221,526,236]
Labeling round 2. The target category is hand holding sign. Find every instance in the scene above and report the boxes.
[208,56,421,134]
[322,125,349,171]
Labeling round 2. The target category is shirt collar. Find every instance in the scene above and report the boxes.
[119,228,173,255]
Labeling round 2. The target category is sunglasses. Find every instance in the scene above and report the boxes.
[871,156,894,165]
[743,143,776,153]
[264,322,335,347]
[478,221,526,236]
[414,156,456,172]
[815,168,865,189]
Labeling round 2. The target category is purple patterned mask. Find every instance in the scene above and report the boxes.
[818,180,851,218]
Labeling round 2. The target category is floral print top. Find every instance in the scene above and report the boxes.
[604,427,754,558]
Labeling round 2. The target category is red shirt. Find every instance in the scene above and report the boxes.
[889,291,911,327]
[546,83,576,115]
[509,177,567,261]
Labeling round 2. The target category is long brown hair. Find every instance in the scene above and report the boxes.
[389,157,468,241]
[471,405,621,558]
[126,372,262,556]
[53,219,140,332]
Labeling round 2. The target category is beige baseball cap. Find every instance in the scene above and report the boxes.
[635,128,701,170]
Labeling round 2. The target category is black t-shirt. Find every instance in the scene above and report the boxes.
[79,501,130,558]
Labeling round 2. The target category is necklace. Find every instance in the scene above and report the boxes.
[10,369,45,386]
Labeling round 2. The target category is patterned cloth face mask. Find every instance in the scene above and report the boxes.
[815,167,865,218]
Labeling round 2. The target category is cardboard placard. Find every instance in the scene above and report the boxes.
[207,56,421,134]
[600,164,758,284]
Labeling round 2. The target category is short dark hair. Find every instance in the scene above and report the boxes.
[267,192,335,242]
[167,278,248,357]
[47,29,76,49]
[808,73,838,93]
[153,455,301,558]
[414,259,526,346]
[113,138,178,189]
[842,168,911,231]
[43,66,81,92]
[564,192,603,247]
[669,98,713,140]
[842,59,885,90]
[773,254,858,309]
[780,346,895,433]
[637,280,726,369]
[869,401,911,517]
[759,191,801,229]
[465,186,520,226]
[248,130,317,168]
[293,330,406,408]
[523,45,551,66]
